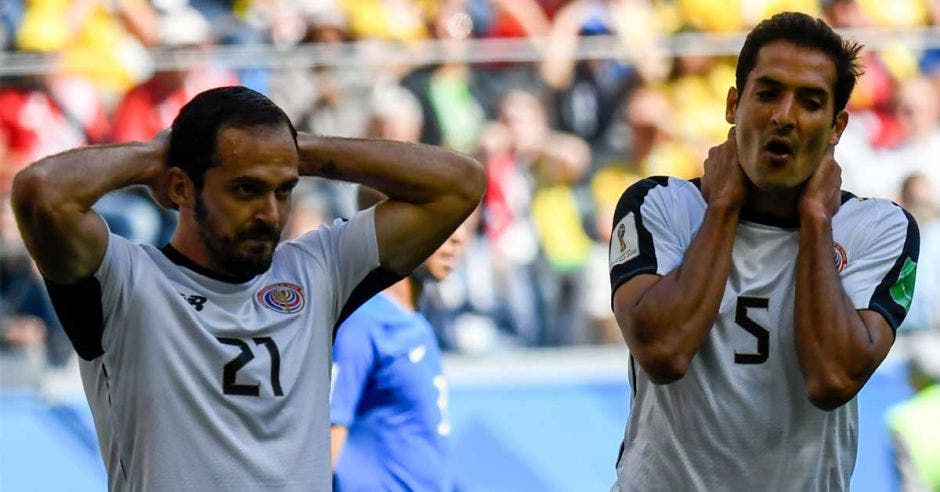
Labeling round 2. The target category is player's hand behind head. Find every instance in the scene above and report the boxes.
[702,127,748,210]
[798,144,842,219]
[146,130,175,210]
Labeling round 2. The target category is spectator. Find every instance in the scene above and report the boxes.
[268,2,371,141]
[876,76,940,204]
[539,0,652,156]
[0,72,110,193]
[824,0,903,150]
[856,0,929,27]
[469,0,552,116]
[899,173,940,333]
[887,332,940,491]
[478,89,548,346]
[401,0,486,153]
[187,0,264,45]
[111,4,237,143]
[622,86,701,179]
[531,131,594,344]
[15,0,158,96]
[662,44,736,159]
[0,0,24,50]
[339,0,432,42]
[580,193,622,344]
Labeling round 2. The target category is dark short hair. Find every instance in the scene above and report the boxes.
[735,12,864,120]
[168,86,298,189]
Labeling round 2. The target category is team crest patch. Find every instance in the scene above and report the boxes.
[833,242,848,272]
[609,212,640,269]
[257,283,305,314]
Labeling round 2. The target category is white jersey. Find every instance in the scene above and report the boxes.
[46,208,390,492]
[608,177,919,492]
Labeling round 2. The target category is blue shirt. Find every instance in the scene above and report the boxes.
[331,293,449,492]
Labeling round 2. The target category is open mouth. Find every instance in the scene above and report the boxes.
[764,139,794,161]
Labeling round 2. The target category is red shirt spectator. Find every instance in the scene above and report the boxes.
[112,68,238,142]
[1,76,110,193]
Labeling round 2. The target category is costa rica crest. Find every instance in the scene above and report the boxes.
[833,242,848,272]
[257,283,305,314]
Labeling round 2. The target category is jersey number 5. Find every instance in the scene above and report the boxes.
[734,297,770,365]
[216,337,284,397]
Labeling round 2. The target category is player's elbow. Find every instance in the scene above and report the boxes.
[632,344,691,385]
[450,154,486,206]
[623,314,692,384]
[11,164,55,222]
[805,376,859,411]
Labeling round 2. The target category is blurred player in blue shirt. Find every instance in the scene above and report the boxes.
[330,187,475,492]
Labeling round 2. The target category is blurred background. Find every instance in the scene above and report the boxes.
[1,0,939,490]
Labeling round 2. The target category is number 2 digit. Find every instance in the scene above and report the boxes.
[216,337,284,396]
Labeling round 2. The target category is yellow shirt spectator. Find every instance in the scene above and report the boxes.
[339,0,433,41]
[17,0,150,94]
[858,0,928,27]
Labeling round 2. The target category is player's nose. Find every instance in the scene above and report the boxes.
[771,94,796,129]
[254,192,279,223]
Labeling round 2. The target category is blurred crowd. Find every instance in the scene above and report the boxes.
[1,0,939,371]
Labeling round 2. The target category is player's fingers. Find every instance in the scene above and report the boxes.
[705,145,721,173]
[723,126,737,161]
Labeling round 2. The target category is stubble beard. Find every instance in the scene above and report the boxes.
[194,194,280,278]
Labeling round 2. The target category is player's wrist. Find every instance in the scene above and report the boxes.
[798,201,834,222]
[798,206,833,230]
[705,197,744,215]
[296,133,335,178]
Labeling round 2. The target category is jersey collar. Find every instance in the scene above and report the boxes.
[159,244,257,284]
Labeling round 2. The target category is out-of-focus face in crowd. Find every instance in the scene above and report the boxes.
[897,76,940,142]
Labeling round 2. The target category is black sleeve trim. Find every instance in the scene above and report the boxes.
[43,276,105,361]
[868,206,920,332]
[333,267,404,339]
[628,354,638,398]
[609,176,669,303]
[615,440,625,470]
[840,190,858,204]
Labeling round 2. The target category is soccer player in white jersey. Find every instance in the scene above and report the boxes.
[10,86,484,491]
[609,13,919,491]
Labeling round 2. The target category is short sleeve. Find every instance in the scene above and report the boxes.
[290,206,387,325]
[842,203,920,331]
[330,312,378,426]
[44,232,139,360]
[609,177,690,298]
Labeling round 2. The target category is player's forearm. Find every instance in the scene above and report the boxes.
[330,425,348,470]
[297,134,485,207]
[12,141,164,214]
[624,203,739,382]
[794,213,885,409]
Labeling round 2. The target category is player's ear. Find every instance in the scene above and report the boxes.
[725,87,738,125]
[829,110,849,146]
[166,167,195,210]
[725,87,738,124]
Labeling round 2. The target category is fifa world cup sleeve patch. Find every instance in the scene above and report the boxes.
[889,257,917,311]
[609,212,641,269]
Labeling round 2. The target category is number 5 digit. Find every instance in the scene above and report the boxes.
[734,297,770,365]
